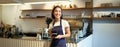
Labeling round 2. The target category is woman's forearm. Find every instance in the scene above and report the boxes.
[62,33,70,38]
[63,27,71,38]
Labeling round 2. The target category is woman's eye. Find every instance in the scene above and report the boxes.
[59,11,61,12]
[54,10,58,12]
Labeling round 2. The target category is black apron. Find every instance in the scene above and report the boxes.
[50,20,66,47]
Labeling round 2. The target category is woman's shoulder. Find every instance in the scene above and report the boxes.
[61,19,70,27]
[61,19,69,25]
[62,19,68,23]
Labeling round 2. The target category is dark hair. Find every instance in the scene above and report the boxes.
[51,6,63,19]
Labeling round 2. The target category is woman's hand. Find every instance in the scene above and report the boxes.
[55,35,63,39]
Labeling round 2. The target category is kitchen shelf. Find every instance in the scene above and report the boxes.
[93,17,120,23]
[93,6,120,23]
[20,17,37,19]
[81,16,91,19]
[93,17,120,19]
[93,6,120,9]
[21,8,92,11]
[93,17,120,20]
[64,17,91,20]
[19,16,45,19]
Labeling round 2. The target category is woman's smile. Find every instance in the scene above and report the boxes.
[54,7,61,19]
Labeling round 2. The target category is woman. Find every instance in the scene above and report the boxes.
[48,6,71,47]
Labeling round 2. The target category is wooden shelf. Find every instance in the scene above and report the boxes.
[21,6,120,11]
[19,16,45,19]
[22,9,52,11]
[21,8,92,11]
[93,6,120,9]
[93,17,120,23]
[93,6,120,23]
[19,17,37,19]
[81,17,91,19]
[64,17,91,20]
[93,17,120,19]
[93,17,120,21]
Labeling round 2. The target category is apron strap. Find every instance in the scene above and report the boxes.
[52,19,62,26]
[52,19,64,35]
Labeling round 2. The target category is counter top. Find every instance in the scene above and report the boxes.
[0,38,77,47]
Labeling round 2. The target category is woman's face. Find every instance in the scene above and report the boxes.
[54,7,62,19]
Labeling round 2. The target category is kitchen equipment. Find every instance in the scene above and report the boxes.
[67,19,83,30]
[117,14,120,17]
[110,12,115,18]
[37,33,41,40]
[45,17,52,28]
[42,28,49,39]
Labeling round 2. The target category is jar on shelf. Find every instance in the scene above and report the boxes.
[26,14,30,16]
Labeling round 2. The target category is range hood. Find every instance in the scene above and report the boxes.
[0,0,70,4]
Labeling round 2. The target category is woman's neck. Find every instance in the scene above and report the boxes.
[55,18,60,22]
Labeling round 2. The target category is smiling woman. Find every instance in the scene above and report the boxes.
[48,6,71,47]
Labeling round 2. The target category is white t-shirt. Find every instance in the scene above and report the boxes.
[48,19,70,35]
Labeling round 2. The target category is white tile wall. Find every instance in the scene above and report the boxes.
[18,18,47,32]
[93,23,120,47]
